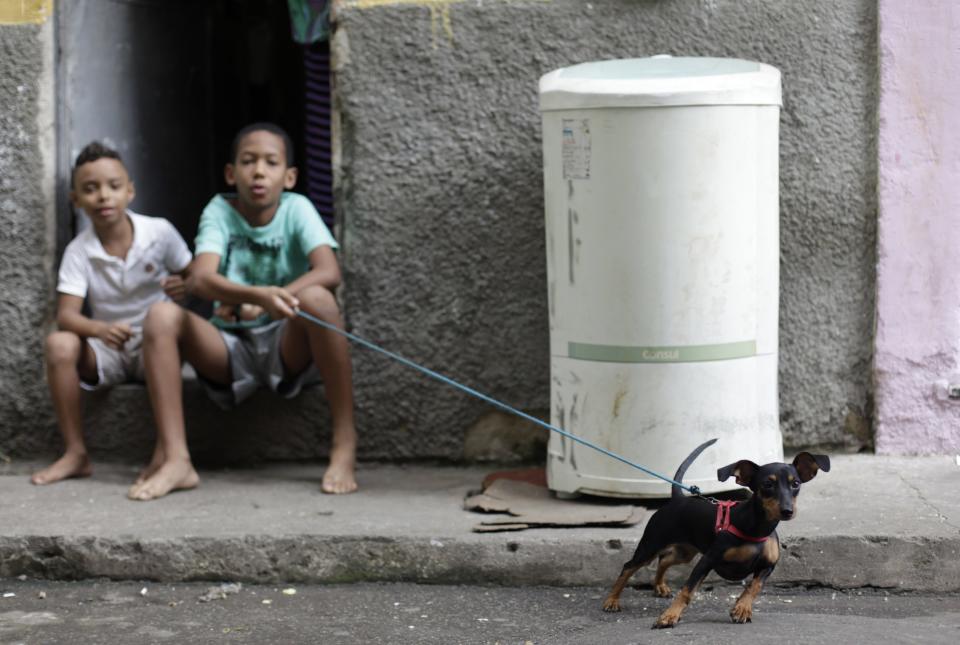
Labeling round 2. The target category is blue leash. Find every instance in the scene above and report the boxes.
[296,309,702,495]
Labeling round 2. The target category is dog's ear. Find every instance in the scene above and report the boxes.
[793,453,831,483]
[717,460,759,488]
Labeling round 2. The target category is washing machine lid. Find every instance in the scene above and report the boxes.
[539,56,782,110]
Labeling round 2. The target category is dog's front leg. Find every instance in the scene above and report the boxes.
[653,554,714,629]
[730,565,774,623]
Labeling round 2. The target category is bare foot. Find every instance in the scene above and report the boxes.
[31,453,92,485]
[134,450,166,486]
[321,440,357,494]
[127,458,199,501]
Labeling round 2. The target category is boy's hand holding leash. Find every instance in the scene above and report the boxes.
[256,286,299,319]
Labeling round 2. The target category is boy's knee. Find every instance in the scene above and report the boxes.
[296,285,339,318]
[45,331,81,364]
[143,301,184,338]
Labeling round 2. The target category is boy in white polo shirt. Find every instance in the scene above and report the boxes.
[31,142,192,486]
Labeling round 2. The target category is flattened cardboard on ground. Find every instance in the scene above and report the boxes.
[473,523,530,533]
[464,479,645,532]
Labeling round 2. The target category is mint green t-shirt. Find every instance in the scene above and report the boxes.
[194,192,338,329]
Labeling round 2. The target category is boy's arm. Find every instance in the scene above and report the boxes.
[188,253,300,319]
[283,245,342,294]
[56,293,132,349]
[161,266,189,303]
[160,219,194,303]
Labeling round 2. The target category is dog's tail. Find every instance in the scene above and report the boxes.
[672,438,718,499]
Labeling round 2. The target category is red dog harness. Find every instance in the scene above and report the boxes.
[715,500,768,543]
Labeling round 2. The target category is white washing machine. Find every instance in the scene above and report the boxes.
[540,57,784,498]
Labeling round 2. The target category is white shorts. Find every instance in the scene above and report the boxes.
[82,332,145,391]
[199,319,320,410]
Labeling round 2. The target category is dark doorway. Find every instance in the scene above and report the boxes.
[207,0,308,205]
[57,0,331,255]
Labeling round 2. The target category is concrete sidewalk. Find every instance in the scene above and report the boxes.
[1,456,958,591]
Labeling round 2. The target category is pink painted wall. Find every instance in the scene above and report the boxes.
[875,1,960,454]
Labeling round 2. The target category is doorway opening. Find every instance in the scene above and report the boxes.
[57,0,334,255]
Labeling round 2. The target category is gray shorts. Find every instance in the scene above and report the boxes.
[199,319,321,410]
[82,332,145,391]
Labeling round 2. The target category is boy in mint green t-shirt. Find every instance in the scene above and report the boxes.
[195,190,337,313]
[132,122,357,501]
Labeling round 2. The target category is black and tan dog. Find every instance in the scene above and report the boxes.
[601,438,830,628]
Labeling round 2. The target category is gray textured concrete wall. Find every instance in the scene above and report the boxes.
[334,0,877,456]
[0,20,57,458]
[0,0,877,466]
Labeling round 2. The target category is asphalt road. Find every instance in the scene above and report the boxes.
[1,579,959,644]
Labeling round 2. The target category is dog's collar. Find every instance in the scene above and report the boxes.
[714,500,769,543]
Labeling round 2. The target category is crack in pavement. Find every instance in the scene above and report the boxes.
[898,473,960,532]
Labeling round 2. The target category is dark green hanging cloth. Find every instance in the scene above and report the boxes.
[287,0,331,44]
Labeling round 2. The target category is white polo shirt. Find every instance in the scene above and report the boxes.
[57,211,192,328]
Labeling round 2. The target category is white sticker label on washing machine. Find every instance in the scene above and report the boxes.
[562,119,591,180]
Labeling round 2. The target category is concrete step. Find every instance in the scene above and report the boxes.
[71,378,333,465]
[1,456,958,591]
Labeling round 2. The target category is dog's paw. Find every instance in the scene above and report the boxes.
[601,596,622,612]
[653,610,681,629]
[729,602,753,624]
[653,583,672,598]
